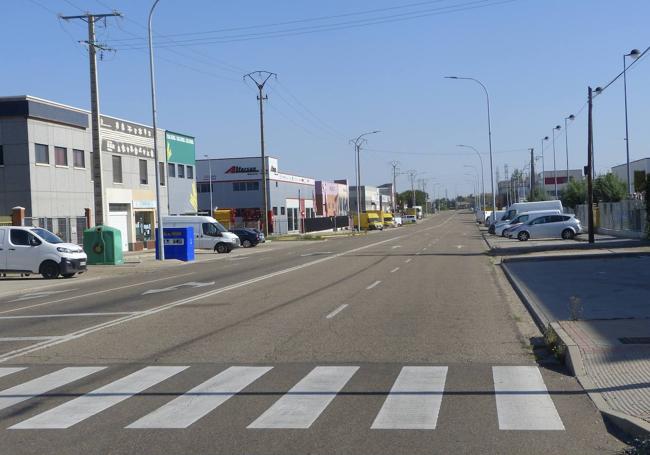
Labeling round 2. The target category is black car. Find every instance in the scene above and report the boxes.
[230,228,261,248]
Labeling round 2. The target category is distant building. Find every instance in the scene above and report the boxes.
[377,183,394,212]
[611,158,650,192]
[541,169,584,198]
[349,185,380,212]
[315,180,349,217]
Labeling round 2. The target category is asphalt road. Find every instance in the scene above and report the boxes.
[0,211,627,454]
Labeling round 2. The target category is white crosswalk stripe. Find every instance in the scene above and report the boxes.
[1,367,105,412]
[248,366,359,429]
[0,367,25,380]
[371,366,447,429]
[493,366,565,430]
[10,366,187,429]
[127,366,273,429]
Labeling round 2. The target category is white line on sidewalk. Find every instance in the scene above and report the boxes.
[493,366,564,430]
[325,304,348,319]
[248,366,358,429]
[390,267,400,273]
[366,281,381,290]
[371,366,448,429]
[11,366,187,429]
[0,234,405,363]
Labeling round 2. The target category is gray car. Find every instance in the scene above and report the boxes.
[507,214,582,241]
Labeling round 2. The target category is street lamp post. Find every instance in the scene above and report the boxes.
[623,49,641,195]
[551,125,562,199]
[445,76,496,222]
[350,131,380,231]
[540,136,549,193]
[148,0,164,260]
[564,115,575,183]
[204,154,213,215]
[458,145,485,211]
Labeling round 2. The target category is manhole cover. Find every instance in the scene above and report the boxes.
[619,337,650,345]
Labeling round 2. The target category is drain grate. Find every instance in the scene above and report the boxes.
[619,337,650,345]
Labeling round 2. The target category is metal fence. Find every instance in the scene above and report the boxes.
[576,200,647,238]
[24,217,87,245]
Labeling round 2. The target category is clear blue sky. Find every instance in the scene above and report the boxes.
[4,0,649,197]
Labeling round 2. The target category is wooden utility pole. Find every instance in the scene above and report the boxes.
[587,87,595,244]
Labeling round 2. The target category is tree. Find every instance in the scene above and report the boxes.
[561,179,587,209]
[529,186,549,202]
[398,190,428,208]
[594,173,627,203]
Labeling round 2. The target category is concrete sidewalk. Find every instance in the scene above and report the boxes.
[499,252,650,437]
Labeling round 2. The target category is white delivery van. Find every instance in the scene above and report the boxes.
[0,226,87,279]
[162,216,240,253]
[500,200,563,223]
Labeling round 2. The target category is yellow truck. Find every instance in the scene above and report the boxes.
[353,212,384,230]
[367,210,394,228]
[213,209,235,230]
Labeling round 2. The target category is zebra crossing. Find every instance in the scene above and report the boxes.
[0,365,566,431]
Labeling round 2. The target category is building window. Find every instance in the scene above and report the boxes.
[0,145,4,166]
[272,206,278,215]
[159,162,165,186]
[178,164,185,178]
[246,181,259,191]
[112,155,123,183]
[54,146,68,166]
[35,143,49,164]
[281,206,286,215]
[197,183,211,193]
[186,165,194,179]
[139,159,148,184]
[168,162,176,178]
[73,149,85,168]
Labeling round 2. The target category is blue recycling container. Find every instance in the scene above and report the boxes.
[155,227,195,261]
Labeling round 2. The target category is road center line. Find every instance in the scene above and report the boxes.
[405,258,412,263]
[0,234,406,363]
[390,267,400,273]
[366,281,382,290]
[325,304,349,319]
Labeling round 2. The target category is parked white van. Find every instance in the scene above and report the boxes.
[499,200,563,223]
[0,226,87,279]
[162,216,240,253]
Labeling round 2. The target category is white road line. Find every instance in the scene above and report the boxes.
[390,267,400,273]
[0,312,142,320]
[391,245,401,249]
[11,366,187,429]
[0,272,195,316]
[0,336,65,341]
[8,290,78,303]
[325,304,348,319]
[127,366,272,429]
[0,234,405,364]
[493,366,564,430]
[0,367,25,379]
[0,367,105,411]
[366,281,381,290]
[371,366,448,429]
[421,247,427,251]
[404,258,412,263]
[248,366,358,429]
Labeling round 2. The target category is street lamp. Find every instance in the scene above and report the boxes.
[445,76,496,222]
[551,125,562,199]
[204,154,213,216]
[457,145,485,211]
[564,114,575,183]
[148,0,164,260]
[623,49,641,195]
[540,136,549,194]
[350,130,380,231]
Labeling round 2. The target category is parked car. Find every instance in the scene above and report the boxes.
[508,214,582,241]
[250,228,265,242]
[393,216,403,226]
[494,210,562,236]
[403,215,417,224]
[486,210,505,231]
[0,226,87,279]
[230,228,261,248]
[163,215,240,253]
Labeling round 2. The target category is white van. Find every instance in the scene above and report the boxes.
[0,226,87,279]
[499,200,563,223]
[162,216,240,253]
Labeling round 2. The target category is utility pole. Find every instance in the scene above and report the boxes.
[244,71,276,237]
[529,148,535,197]
[390,160,399,213]
[61,11,122,227]
[587,87,595,244]
[407,170,417,209]
[504,165,510,207]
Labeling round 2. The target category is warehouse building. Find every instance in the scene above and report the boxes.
[0,95,196,251]
[196,156,315,234]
